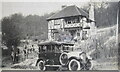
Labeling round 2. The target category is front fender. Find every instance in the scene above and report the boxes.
[68,57,80,61]
[35,58,45,66]
[67,51,82,59]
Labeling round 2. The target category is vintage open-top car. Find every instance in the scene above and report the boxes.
[35,41,92,71]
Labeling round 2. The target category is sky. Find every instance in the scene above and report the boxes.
[1,0,119,19]
[1,2,89,19]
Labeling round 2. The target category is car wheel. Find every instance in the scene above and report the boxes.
[37,60,46,70]
[59,53,68,65]
[85,60,92,70]
[68,59,80,71]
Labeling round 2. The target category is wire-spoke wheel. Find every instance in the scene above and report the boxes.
[37,60,46,70]
[68,59,81,71]
[59,53,68,65]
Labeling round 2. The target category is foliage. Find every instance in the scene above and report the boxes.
[1,13,53,53]
[94,25,117,59]
[94,2,118,27]
[2,14,24,47]
[82,2,118,28]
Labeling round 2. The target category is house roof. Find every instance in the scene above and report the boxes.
[47,5,89,20]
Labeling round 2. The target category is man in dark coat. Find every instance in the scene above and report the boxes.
[79,52,92,70]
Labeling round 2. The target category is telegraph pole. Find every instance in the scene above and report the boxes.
[116,3,119,45]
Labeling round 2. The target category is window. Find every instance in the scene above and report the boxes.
[40,46,47,52]
[77,33,80,36]
[54,19,60,25]
[47,46,51,52]
[65,17,79,24]
[65,18,72,24]
[82,31,88,40]
[55,46,61,53]
[72,17,79,23]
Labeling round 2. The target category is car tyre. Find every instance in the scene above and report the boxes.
[59,52,68,65]
[37,60,46,70]
[68,59,81,71]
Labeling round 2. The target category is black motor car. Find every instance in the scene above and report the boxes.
[35,41,74,70]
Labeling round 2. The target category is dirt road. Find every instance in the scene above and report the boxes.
[2,52,118,70]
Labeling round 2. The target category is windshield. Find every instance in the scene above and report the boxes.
[62,45,73,52]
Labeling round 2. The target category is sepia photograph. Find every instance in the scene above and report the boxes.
[0,0,120,71]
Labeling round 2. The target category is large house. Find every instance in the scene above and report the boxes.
[47,4,96,42]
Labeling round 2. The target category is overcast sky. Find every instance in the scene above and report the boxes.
[1,0,119,19]
[1,2,90,19]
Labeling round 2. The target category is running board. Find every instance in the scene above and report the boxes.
[45,65,61,67]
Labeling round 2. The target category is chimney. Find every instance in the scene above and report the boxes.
[62,5,67,9]
[89,3,94,21]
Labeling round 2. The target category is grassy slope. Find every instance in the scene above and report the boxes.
[96,25,118,61]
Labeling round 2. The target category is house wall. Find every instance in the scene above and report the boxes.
[48,16,83,30]
[48,19,64,40]
[48,19,64,29]
[64,23,82,28]
[48,16,96,41]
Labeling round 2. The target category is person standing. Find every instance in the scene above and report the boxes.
[21,49,25,61]
[24,45,27,59]
[79,52,92,70]
[11,46,15,64]
[15,48,20,63]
